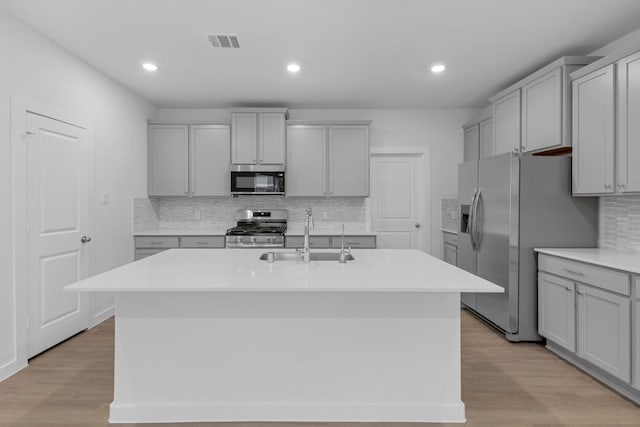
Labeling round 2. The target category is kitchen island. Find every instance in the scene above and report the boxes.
[66,249,501,424]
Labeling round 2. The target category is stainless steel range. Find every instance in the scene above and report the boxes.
[225,209,288,248]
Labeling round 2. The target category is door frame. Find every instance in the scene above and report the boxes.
[369,147,430,253]
[7,94,93,378]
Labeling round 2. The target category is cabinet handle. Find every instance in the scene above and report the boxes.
[617,183,626,188]
[564,286,572,292]
[563,268,584,277]
[576,290,585,296]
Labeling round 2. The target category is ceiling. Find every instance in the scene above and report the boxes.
[2,0,640,108]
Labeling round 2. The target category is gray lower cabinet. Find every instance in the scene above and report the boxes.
[134,235,225,260]
[538,272,576,352]
[576,283,631,382]
[285,235,376,249]
[442,232,457,265]
[180,236,225,248]
[634,276,640,389]
[537,254,634,392]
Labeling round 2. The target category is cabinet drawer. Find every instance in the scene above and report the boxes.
[330,236,376,249]
[538,254,630,296]
[134,248,167,260]
[135,236,180,249]
[443,232,458,246]
[180,236,225,248]
[285,236,331,249]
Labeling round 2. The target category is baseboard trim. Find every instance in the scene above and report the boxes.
[546,341,640,405]
[109,401,466,424]
[90,306,114,328]
[0,360,27,383]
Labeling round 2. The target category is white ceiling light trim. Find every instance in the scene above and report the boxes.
[142,62,158,72]
[287,63,301,73]
[430,63,446,73]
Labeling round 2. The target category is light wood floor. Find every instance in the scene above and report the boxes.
[1,310,639,427]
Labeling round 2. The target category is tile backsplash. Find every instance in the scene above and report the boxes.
[441,198,458,232]
[601,196,640,252]
[134,196,367,232]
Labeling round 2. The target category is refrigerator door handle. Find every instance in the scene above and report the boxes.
[473,189,482,248]
[469,189,478,250]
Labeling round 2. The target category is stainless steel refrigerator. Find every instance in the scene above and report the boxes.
[457,152,598,341]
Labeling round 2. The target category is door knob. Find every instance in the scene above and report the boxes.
[81,236,92,243]
[415,223,421,229]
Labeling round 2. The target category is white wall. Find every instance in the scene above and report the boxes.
[155,108,480,256]
[0,10,155,380]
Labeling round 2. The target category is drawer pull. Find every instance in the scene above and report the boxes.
[565,286,572,291]
[196,242,208,245]
[563,269,584,277]
[576,290,585,296]
[150,242,162,245]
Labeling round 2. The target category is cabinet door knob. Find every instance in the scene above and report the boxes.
[617,183,625,188]
[415,223,421,229]
[81,235,92,243]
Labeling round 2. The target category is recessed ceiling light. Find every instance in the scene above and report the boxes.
[431,64,446,73]
[142,62,158,72]
[287,63,301,73]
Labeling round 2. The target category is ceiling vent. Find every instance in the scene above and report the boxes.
[206,33,240,49]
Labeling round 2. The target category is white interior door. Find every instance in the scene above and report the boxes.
[26,112,90,358]
[371,153,427,251]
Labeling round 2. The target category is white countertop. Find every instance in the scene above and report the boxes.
[67,249,502,293]
[133,224,376,237]
[535,248,640,274]
[134,229,229,236]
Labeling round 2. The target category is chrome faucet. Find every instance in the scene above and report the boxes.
[302,207,314,263]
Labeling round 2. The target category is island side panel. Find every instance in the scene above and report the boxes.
[110,291,465,423]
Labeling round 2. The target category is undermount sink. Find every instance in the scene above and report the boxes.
[259,252,355,262]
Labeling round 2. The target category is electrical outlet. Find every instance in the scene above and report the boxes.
[102,193,109,205]
[194,210,201,220]
[322,211,328,220]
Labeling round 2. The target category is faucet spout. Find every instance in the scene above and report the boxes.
[302,207,314,263]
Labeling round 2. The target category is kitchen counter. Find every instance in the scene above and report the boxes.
[67,249,501,424]
[67,249,499,293]
[535,247,640,274]
[133,225,377,237]
[442,228,458,234]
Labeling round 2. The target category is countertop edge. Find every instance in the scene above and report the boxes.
[535,248,640,275]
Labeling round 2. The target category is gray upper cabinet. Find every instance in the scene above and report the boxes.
[286,123,370,197]
[259,113,286,164]
[329,126,370,197]
[463,124,479,162]
[190,125,231,197]
[521,67,562,153]
[616,51,640,193]
[492,89,521,156]
[489,57,598,157]
[479,118,493,159]
[572,65,616,195]
[231,113,258,164]
[286,125,327,197]
[231,110,286,165]
[148,124,231,197]
[148,124,189,196]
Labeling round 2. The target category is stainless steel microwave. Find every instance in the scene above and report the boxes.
[230,165,285,195]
